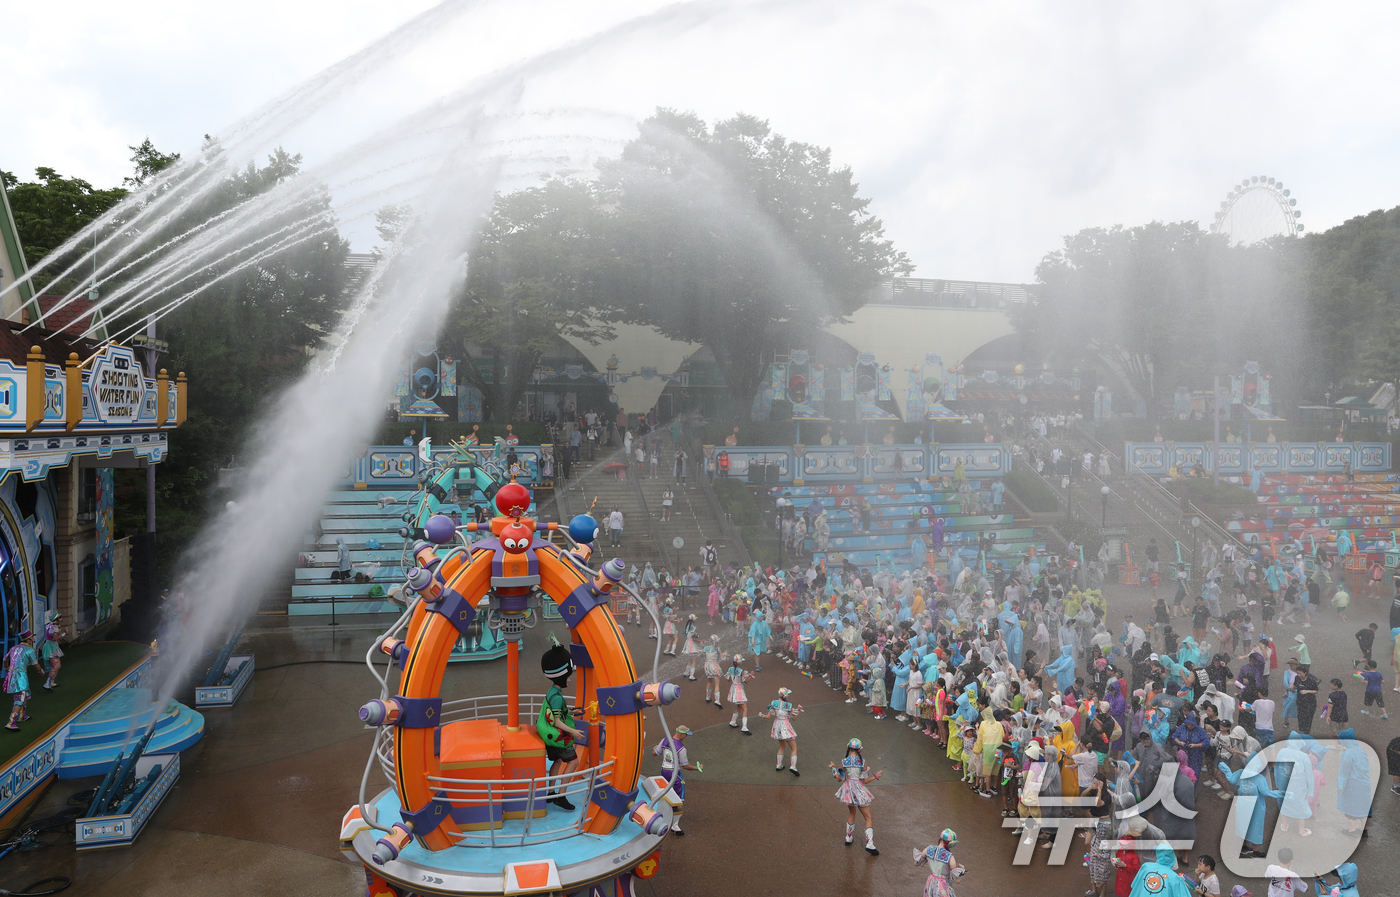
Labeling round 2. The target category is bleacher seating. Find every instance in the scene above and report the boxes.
[771,481,1045,570]
[1225,473,1400,557]
[293,482,535,616]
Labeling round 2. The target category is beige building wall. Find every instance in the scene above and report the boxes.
[563,306,1016,416]
[562,323,702,415]
[822,306,1016,417]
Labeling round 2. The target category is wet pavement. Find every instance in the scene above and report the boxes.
[0,581,1393,896]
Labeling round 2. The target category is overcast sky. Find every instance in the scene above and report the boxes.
[4,0,1398,282]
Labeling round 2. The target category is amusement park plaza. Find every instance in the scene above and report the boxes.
[0,406,1393,897]
[4,6,1400,892]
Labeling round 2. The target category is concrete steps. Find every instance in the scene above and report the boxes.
[60,688,205,778]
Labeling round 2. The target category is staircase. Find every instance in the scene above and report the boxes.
[283,465,546,617]
[566,449,661,571]
[60,688,205,778]
[637,474,718,577]
[1029,423,1247,576]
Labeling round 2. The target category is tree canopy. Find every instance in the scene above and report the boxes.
[0,168,128,281]
[1017,220,1309,415]
[440,180,613,421]
[598,110,912,407]
[429,109,910,419]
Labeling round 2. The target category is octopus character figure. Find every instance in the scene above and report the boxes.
[725,654,755,733]
[39,611,66,690]
[914,829,966,897]
[762,686,803,775]
[702,634,724,707]
[682,616,701,679]
[831,737,882,854]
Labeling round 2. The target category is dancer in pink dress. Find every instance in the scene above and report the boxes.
[831,737,882,854]
[725,655,754,734]
[702,635,724,708]
[914,829,966,897]
[761,686,803,775]
[682,616,701,680]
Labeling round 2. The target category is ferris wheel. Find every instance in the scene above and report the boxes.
[1210,176,1303,245]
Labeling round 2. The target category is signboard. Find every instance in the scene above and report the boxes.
[89,347,147,424]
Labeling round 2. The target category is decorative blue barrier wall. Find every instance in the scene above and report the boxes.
[1123,442,1391,476]
[705,443,1011,483]
[335,445,552,488]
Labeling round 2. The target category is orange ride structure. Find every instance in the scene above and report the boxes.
[340,482,683,897]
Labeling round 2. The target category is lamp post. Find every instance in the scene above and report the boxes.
[1100,485,1111,527]
[1062,476,1072,521]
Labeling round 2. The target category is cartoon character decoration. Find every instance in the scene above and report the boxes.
[496,482,532,517]
[921,354,944,409]
[787,351,810,405]
[500,520,533,553]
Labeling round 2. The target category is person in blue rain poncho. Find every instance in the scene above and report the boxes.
[798,615,820,671]
[1336,729,1372,832]
[1218,751,1283,857]
[998,602,1024,669]
[1314,862,1360,897]
[1170,712,1210,778]
[954,684,977,725]
[1176,636,1202,669]
[891,650,912,720]
[748,611,771,672]
[1130,844,1193,897]
[1043,645,1076,694]
[796,613,816,667]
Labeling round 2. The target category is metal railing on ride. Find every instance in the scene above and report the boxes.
[372,693,620,848]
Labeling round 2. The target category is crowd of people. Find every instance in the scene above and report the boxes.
[620,534,1389,897]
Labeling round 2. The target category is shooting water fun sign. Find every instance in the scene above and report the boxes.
[90,347,147,423]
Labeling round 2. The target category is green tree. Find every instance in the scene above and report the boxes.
[0,167,128,290]
[1018,222,1209,413]
[1018,221,1309,416]
[441,180,613,421]
[124,138,182,188]
[600,110,912,410]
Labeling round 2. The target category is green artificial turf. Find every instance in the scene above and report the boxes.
[0,641,151,768]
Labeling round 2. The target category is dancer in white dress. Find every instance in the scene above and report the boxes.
[725,655,754,734]
[681,616,701,679]
[702,635,725,707]
[662,598,679,655]
[762,686,803,775]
